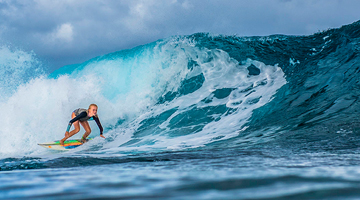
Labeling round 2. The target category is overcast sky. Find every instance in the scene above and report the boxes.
[1,0,360,72]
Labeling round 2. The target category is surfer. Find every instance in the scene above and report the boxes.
[60,104,105,145]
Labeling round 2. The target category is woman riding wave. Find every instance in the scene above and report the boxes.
[60,104,105,145]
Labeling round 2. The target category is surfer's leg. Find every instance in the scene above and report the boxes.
[68,121,80,137]
[60,121,80,145]
[80,121,91,143]
[60,113,80,145]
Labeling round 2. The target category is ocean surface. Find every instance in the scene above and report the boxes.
[1,20,360,199]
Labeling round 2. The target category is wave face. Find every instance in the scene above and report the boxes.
[1,21,360,159]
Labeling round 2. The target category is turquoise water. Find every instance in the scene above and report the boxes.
[1,21,360,199]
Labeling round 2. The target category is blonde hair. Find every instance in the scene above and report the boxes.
[88,104,98,110]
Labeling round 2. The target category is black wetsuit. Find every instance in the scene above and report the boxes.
[66,108,104,135]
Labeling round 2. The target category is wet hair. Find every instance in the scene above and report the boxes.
[88,104,98,110]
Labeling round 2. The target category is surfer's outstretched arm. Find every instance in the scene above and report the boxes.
[94,116,105,138]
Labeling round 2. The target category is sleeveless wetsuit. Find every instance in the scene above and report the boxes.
[66,108,104,135]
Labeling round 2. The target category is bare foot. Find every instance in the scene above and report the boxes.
[81,137,86,143]
[60,139,65,146]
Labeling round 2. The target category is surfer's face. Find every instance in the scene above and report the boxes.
[88,106,98,117]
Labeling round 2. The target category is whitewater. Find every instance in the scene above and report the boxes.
[1,21,360,199]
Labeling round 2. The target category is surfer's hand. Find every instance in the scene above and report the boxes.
[100,135,106,139]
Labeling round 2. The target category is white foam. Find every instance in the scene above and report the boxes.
[0,46,43,101]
